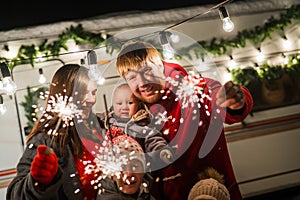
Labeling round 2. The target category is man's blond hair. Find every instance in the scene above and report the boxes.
[116,41,163,77]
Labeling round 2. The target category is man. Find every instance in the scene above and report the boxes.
[115,41,253,200]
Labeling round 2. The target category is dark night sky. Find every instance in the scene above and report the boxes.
[0,0,226,31]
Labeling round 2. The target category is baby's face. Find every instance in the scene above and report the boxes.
[113,86,139,118]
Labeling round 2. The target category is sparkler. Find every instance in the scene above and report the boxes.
[43,92,83,147]
[165,73,227,159]
[83,95,146,190]
[85,144,129,181]
[85,94,127,180]
[150,73,215,131]
[83,135,147,191]
[165,74,207,109]
[164,73,211,117]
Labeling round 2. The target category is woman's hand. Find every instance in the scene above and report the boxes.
[30,145,58,185]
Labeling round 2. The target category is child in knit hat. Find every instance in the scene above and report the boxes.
[188,167,231,200]
[104,83,174,169]
[97,134,155,200]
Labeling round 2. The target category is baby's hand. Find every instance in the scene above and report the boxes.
[160,149,173,164]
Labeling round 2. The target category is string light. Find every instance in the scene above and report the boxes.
[282,36,292,50]
[0,62,17,95]
[169,33,180,43]
[87,50,106,85]
[0,95,7,115]
[256,48,265,63]
[2,0,297,71]
[0,0,297,72]
[227,55,237,70]
[218,6,234,32]
[280,53,289,65]
[159,31,175,60]
[0,0,234,69]
[0,0,297,90]
[38,68,47,84]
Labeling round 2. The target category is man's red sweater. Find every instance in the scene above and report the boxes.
[149,61,253,200]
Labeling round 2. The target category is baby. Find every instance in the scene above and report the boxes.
[105,83,174,168]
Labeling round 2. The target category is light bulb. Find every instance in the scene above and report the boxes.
[228,59,237,69]
[97,77,105,85]
[280,53,289,65]
[160,31,175,59]
[219,6,234,32]
[0,80,3,91]
[222,17,234,32]
[282,39,292,50]
[162,43,175,60]
[0,96,6,115]
[88,64,100,81]
[0,104,6,115]
[170,33,180,43]
[38,68,46,84]
[0,62,17,94]
[87,50,103,83]
[2,77,17,95]
[256,48,265,63]
[39,74,46,84]
[88,64,105,85]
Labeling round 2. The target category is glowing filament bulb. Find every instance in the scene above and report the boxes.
[38,68,46,84]
[0,63,17,95]
[2,77,17,95]
[0,95,6,115]
[219,6,234,32]
[256,48,265,63]
[227,56,236,70]
[160,31,175,59]
[222,18,234,32]
[282,38,292,50]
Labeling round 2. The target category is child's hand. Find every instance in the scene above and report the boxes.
[30,145,58,185]
[160,149,173,164]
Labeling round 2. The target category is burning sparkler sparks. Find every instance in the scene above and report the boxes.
[43,92,82,140]
[86,144,128,180]
[83,130,148,190]
[84,139,147,189]
[165,74,207,109]
[81,93,133,185]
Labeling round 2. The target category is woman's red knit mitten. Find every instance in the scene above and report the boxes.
[30,145,58,185]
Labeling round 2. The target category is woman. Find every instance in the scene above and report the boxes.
[6,64,105,200]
